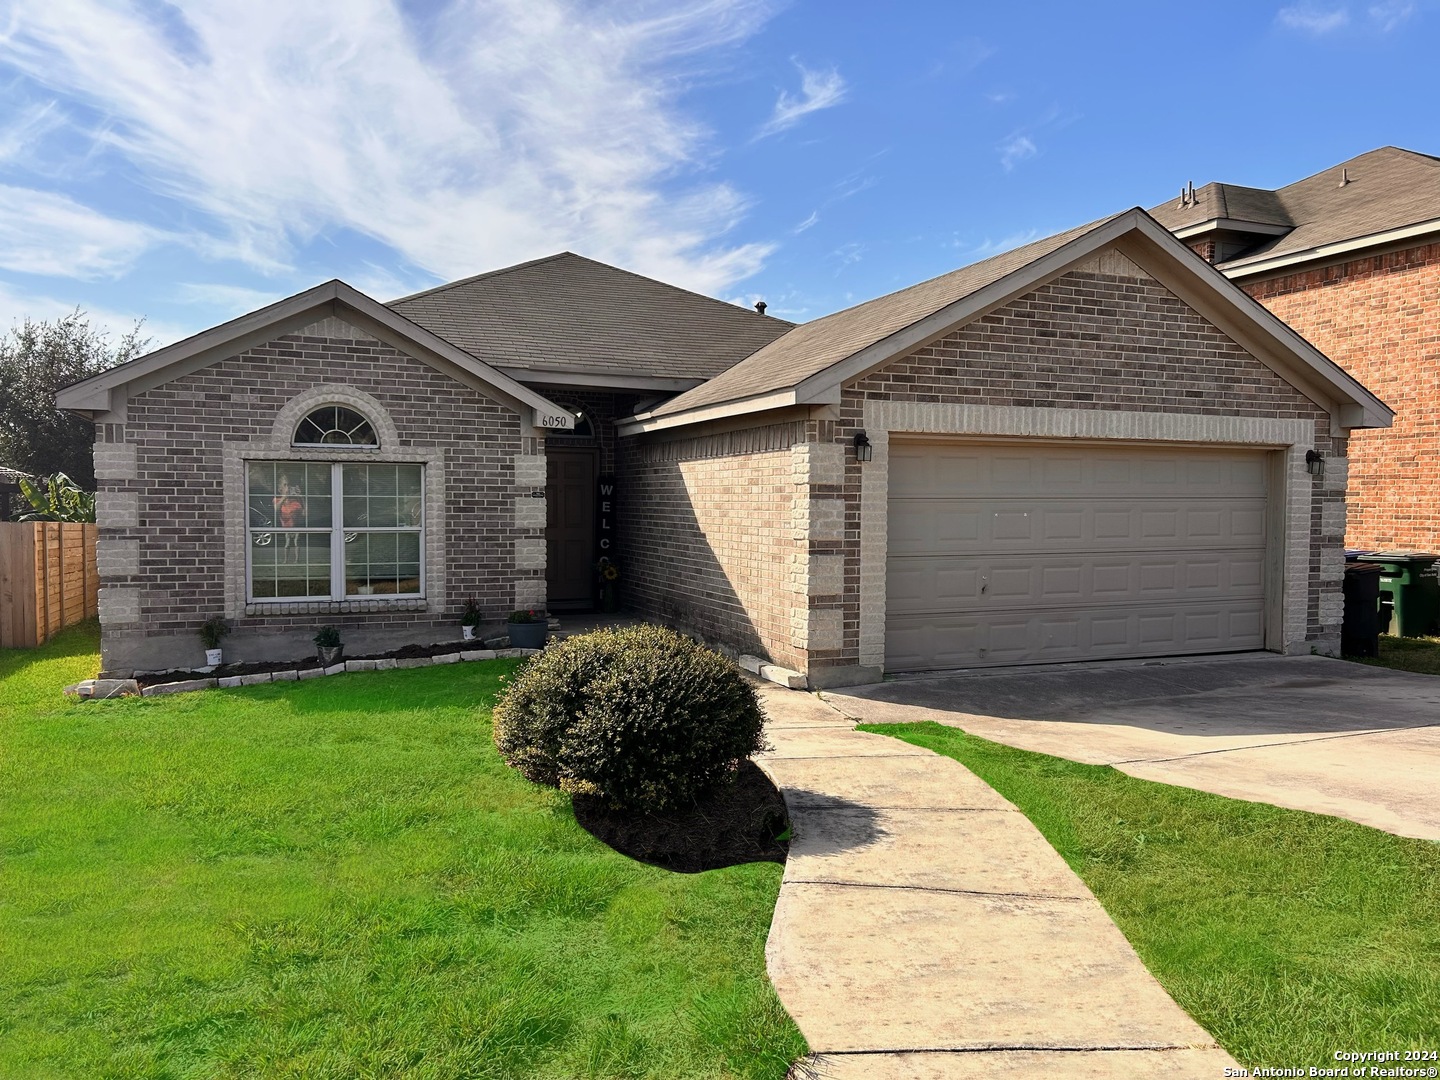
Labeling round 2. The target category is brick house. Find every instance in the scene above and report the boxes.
[1150,146,1439,552]
[59,209,1389,685]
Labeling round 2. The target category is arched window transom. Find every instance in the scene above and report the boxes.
[549,405,594,439]
[293,406,378,447]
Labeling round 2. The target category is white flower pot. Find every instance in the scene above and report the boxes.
[205,648,223,666]
[462,625,477,641]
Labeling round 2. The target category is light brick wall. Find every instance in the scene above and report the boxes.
[96,326,536,672]
[620,422,808,669]
[1242,242,1440,552]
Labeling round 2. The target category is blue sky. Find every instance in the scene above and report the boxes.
[0,0,1435,348]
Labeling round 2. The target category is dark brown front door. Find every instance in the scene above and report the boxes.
[545,448,596,609]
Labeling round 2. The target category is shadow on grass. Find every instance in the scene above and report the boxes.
[572,761,792,873]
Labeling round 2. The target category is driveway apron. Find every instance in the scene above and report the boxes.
[822,654,1440,841]
[753,682,1237,1079]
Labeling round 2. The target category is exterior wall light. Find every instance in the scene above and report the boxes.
[1305,449,1325,477]
[853,431,873,462]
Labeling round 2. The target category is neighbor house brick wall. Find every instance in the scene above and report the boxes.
[1241,241,1440,552]
[816,252,1343,675]
[621,421,808,669]
[96,324,535,673]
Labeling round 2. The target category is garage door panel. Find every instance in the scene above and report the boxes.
[888,443,1268,499]
[885,441,1270,672]
[885,599,1267,672]
[889,497,1268,555]
[886,552,1265,614]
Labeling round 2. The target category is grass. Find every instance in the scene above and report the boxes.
[1,622,805,1079]
[858,719,1440,1070]
[1352,634,1440,676]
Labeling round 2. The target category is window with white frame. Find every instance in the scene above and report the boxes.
[246,460,424,601]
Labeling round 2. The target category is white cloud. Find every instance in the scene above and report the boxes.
[0,279,188,350]
[1276,3,1351,32]
[997,133,1037,171]
[951,228,1042,261]
[0,0,779,296]
[794,210,819,234]
[174,282,289,314]
[756,60,847,139]
[0,185,166,279]
[1368,1,1415,30]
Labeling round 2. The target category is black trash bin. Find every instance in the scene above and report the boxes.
[1342,562,1384,658]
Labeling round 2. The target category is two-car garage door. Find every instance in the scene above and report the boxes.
[885,440,1270,672]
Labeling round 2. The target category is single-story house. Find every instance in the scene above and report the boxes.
[58,208,1390,686]
[1149,146,1438,552]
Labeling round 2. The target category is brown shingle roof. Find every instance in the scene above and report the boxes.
[650,213,1126,417]
[388,252,793,381]
[1148,183,1293,231]
[1149,146,1440,270]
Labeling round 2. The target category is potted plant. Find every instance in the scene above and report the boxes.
[314,625,344,666]
[506,609,548,649]
[199,615,230,667]
[460,597,482,641]
[596,556,621,613]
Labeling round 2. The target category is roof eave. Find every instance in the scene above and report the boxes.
[56,280,572,430]
[1218,215,1440,279]
[1170,217,1293,240]
[615,389,801,435]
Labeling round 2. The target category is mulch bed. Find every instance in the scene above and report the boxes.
[572,761,791,873]
[131,638,490,689]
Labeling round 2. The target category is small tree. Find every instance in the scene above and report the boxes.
[0,312,149,489]
[18,472,96,523]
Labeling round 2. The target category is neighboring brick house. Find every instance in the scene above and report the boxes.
[60,211,1389,684]
[1150,146,1440,552]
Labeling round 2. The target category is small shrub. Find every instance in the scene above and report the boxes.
[198,615,230,650]
[492,626,768,812]
[460,597,483,627]
[313,625,342,648]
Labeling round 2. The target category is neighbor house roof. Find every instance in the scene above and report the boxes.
[1148,146,1440,276]
[621,208,1391,436]
[388,252,793,390]
[55,280,570,430]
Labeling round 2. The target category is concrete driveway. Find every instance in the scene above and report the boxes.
[823,654,1440,841]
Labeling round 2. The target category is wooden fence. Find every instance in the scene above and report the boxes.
[0,522,99,648]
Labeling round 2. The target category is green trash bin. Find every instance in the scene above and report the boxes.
[1353,551,1440,637]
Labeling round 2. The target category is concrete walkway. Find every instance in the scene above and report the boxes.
[753,683,1237,1079]
[823,654,1440,841]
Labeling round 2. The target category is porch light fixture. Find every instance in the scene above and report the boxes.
[853,431,873,463]
[1305,449,1325,477]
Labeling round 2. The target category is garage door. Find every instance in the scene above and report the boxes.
[885,441,1269,672]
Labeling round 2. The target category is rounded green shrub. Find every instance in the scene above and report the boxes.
[492,625,768,812]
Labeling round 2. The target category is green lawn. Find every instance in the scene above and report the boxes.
[1,622,804,1079]
[1352,634,1440,676]
[859,720,1440,1070]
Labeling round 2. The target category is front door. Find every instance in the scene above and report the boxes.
[545,448,596,609]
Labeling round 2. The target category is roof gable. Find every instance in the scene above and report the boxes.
[1148,146,1440,273]
[623,209,1391,435]
[55,280,569,429]
[387,252,792,385]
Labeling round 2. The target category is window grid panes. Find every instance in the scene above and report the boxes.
[246,462,423,601]
[293,406,378,447]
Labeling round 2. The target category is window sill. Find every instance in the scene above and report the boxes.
[245,598,428,617]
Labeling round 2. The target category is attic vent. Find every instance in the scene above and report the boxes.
[755,300,768,316]
[1339,167,1351,187]
[1178,180,1197,208]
